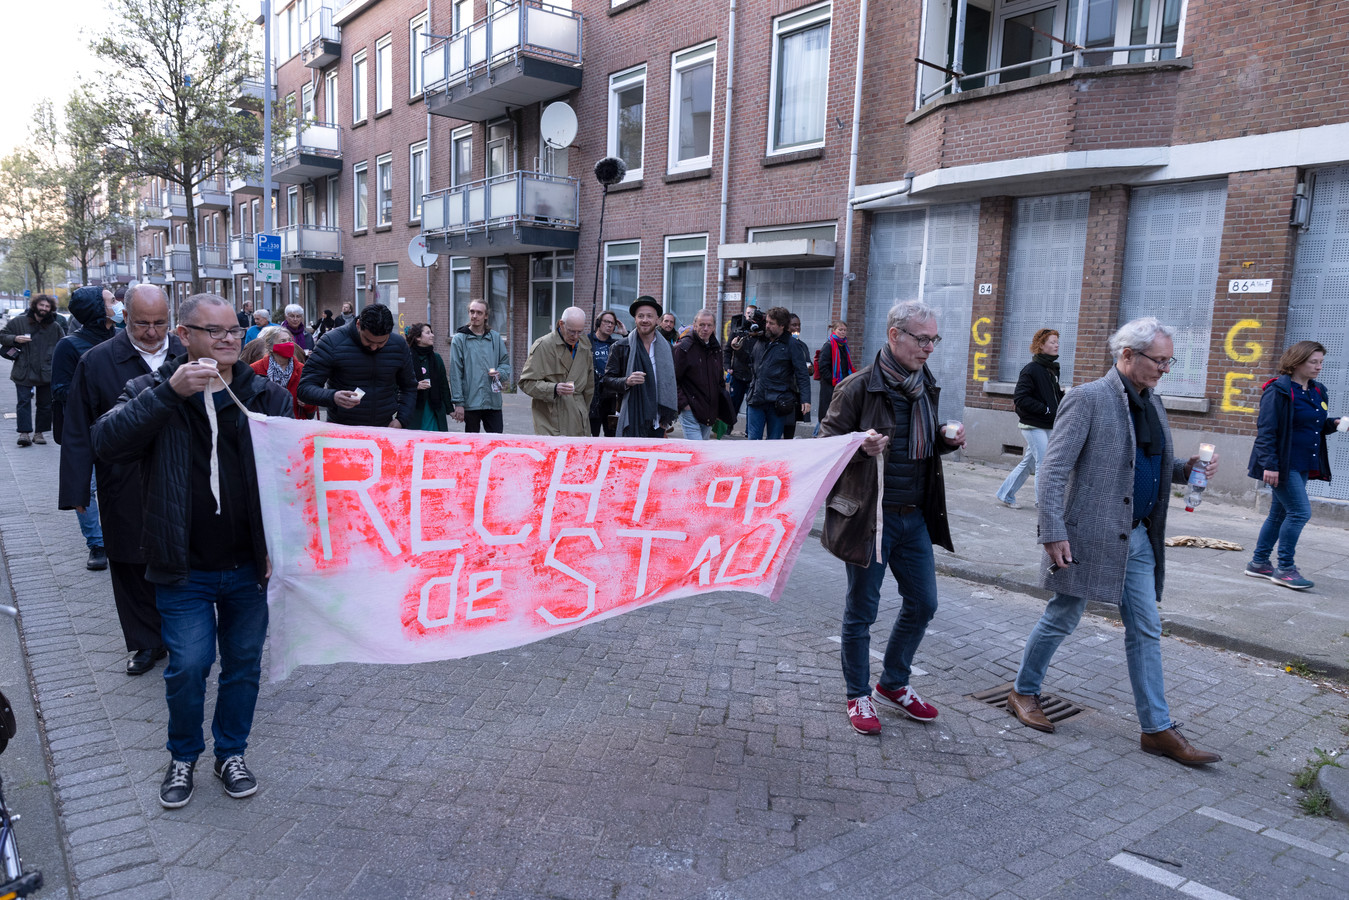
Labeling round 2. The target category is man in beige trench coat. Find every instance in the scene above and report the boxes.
[519,307,594,437]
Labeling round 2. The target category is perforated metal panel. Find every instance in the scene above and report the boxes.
[999,194,1090,386]
[864,202,978,415]
[1118,180,1228,397]
[745,265,835,360]
[1289,165,1349,501]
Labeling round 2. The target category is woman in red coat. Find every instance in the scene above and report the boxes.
[250,331,317,420]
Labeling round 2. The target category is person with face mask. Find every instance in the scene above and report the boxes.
[1,293,67,446]
[250,329,317,420]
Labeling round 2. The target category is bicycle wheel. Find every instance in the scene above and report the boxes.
[0,807,21,885]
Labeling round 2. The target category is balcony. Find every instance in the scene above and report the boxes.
[198,242,231,280]
[422,170,579,257]
[103,260,135,284]
[139,203,169,232]
[231,232,256,275]
[142,256,166,284]
[300,4,341,69]
[229,154,264,195]
[194,175,230,210]
[165,244,193,283]
[279,224,343,273]
[273,121,342,185]
[161,189,188,222]
[423,1,583,123]
[231,63,275,110]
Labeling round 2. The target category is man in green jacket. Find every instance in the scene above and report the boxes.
[449,299,512,433]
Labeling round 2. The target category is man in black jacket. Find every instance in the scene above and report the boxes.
[745,307,811,440]
[673,309,732,439]
[723,304,759,419]
[61,285,183,675]
[92,293,293,810]
[297,303,417,428]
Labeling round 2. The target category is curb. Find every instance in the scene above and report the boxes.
[1315,763,1349,823]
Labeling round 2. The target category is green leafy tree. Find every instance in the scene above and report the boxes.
[0,149,66,294]
[89,0,259,294]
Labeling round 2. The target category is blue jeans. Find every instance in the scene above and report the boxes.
[156,564,269,763]
[1252,470,1311,570]
[679,409,711,440]
[76,472,103,550]
[746,404,791,440]
[996,427,1050,505]
[841,507,939,699]
[15,383,52,434]
[1014,524,1172,733]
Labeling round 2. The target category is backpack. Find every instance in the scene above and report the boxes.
[812,347,823,381]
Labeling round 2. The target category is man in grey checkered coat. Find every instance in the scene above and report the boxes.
[1005,317,1224,766]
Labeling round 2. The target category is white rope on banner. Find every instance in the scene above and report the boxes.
[197,359,269,514]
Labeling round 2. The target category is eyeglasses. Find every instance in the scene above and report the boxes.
[1135,350,1176,369]
[129,320,169,331]
[901,328,942,348]
[183,324,247,340]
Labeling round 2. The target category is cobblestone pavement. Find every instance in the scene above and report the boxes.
[1,370,1346,898]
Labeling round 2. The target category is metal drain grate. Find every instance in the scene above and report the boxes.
[970,683,1087,724]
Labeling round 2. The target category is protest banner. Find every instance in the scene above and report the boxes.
[251,418,866,680]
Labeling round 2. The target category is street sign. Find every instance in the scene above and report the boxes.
[256,233,283,284]
[23,290,31,298]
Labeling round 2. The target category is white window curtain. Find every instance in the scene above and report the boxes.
[774,22,830,149]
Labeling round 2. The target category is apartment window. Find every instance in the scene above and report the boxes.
[303,184,316,225]
[607,65,646,182]
[769,2,831,154]
[410,12,429,97]
[604,240,640,328]
[376,153,393,226]
[353,162,368,230]
[286,186,299,226]
[452,0,473,32]
[664,235,707,325]
[529,253,574,343]
[451,126,473,187]
[669,43,715,173]
[353,265,367,309]
[301,83,314,122]
[375,263,399,306]
[352,51,367,123]
[409,142,427,222]
[325,175,339,228]
[324,70,338,123]
[251,199,261,233]
[450,257,472,329]
[487,121,512,178]
[376,35,393,114]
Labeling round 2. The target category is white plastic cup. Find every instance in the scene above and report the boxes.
[197,357,218,371]
[943,420,961,440]
[1198,442,1215,462]
[1339,417,1348,434]
[353,387,366,401]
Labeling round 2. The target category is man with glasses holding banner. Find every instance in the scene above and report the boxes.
[60,284,185,675]
[93,293,293,809]
[1005,317,1224,767]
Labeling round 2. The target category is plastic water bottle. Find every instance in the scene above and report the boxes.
[1185,443,1215,512]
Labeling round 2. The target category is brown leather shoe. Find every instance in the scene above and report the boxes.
[1140,726,1222,766]
[1006,690,1055,733]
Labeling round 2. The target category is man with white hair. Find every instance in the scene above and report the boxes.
[819,300,963,736]
[1005,317,1223,766]
[519,306,593,436]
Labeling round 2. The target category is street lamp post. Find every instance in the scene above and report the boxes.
[259,1,275,315]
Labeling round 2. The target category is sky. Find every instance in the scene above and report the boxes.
[0,0,110,157]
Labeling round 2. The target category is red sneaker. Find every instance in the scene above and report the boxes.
[871,684,938,722]
[847,696,882,735]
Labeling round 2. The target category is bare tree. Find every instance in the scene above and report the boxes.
[89,0,260,294]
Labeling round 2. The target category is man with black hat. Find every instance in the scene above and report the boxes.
[602,296,678,438]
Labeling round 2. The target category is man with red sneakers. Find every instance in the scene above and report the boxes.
[819,300,963,735]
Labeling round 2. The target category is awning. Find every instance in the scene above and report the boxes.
[717,238,837,265]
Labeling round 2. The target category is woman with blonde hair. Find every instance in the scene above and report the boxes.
[1245,341,1344,590]
[995,328,1064,508]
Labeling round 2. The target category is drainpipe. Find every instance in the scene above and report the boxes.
[838,0,869,324]
[953,0,968,90]
[714,0,738,338]
[850,172,916,209]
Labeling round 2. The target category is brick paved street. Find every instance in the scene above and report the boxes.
[1,376,1346,898]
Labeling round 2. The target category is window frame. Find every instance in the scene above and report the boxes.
[409,141,428,222]
[376,153,394,227]
[603,239,641,328]
[668,42,717,174]
[663,234,709,322]
[376,34,393,114]
[353,264,367,310]
[324,70,338,123]
[409,11,429,98]
[374,262,399,307]
[325,175,339,229]
[607,64,647,183]
[352,50,368,123]
[451,125,473,188]
[767,1,833,156]
[353,161,369,231]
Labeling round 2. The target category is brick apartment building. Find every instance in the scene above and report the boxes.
[124,0,1348,501]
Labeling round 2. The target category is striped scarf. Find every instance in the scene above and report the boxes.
[830,334,853,385]
[878,345,937,460]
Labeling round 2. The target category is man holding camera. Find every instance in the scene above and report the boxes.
[724,304,759,419]
[744,307,811,441]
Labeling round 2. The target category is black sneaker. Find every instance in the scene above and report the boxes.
[87,546,108,571]
[159,759,195,809]
[214,755,258,798]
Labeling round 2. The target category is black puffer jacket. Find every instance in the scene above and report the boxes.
[746,333,811,408]
[91,357,293,585]
[1012,358,1063,429]
[297,320,417,427]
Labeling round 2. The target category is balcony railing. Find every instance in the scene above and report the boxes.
[103,260,134,282]
[422,1,582,119]
[423,171,579,237]
[194,175,230,209]
[165,244,192,281]
[279,224,342,259]
[229,154,263,194]
[198,242,229,271]
[139,203,169,230]
[142,256,166,280]
[161,189,188,220]
[274,121,343,183]
[230,232,256,263]
[300,4,341,68]
[231,62,276,109]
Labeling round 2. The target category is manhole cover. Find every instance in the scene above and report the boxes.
[970,682,1087,724]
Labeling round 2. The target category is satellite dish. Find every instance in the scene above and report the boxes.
[540,102,578,149]
[408,234,438,268]
[594,156,628,186]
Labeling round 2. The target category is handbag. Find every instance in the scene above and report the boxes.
[773,393,797,417]
[1,344,21,362]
